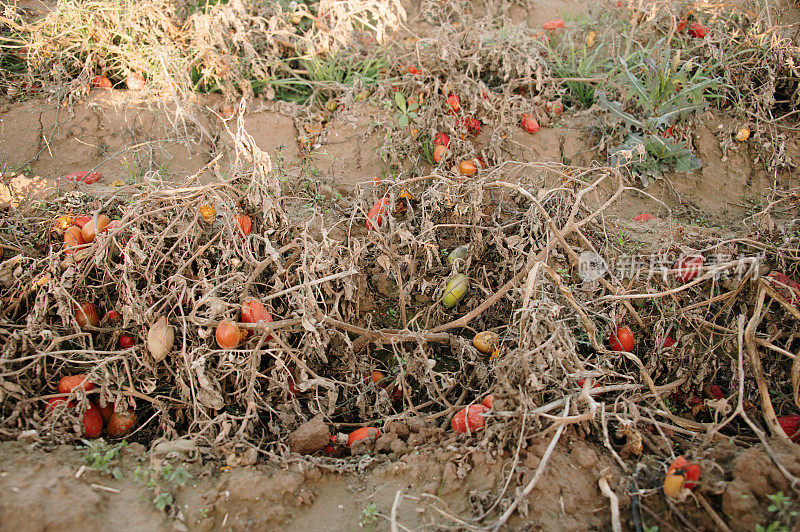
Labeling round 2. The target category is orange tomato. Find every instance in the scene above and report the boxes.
[237,214,252,236]
[75,302,100,329]
[63,226,85,254]
[458,160,477,176]
[347,427,381,447]
[58,374,96,394]
[216,320,243,349]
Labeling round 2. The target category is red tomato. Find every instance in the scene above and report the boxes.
[407,66,421,75]
[451,404,488,433]
[97,402,115,422]
[445,94,461,114]
[45,397,75,414]
[661,334,676,348]
[434,132,450,148]
[709,385,724,399]
[347,427,381,447]
[73,215,92,228]
[521,113,540,133]
[58,374,96,394]
[676,20,687,32]
[64,171,102,184]
[608,326,635,352]
[105,310,121,322]
[577,378,601,389]
[93,76,112,89]
[778,415,800,442]
[241,298,273,339]
[107,410,136,437]
[82,404,104,438]
[667,456,701,490]
[674,255,704,283]
[542,19,565,30]
[632,213,654,222]
[241,298,272,324]
[366,197,390,230]
[482,395,494,409]
[119,335,135,348]
[766,272,800,306]
[688,22,706,38]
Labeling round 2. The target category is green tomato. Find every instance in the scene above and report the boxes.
[442,273,469,309]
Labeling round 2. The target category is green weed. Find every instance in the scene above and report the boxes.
[80,439,126,479]
[755,492,798,532]
[599,43,720,184]
[548,39,609,109]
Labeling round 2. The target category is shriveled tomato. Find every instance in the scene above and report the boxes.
[434,132,450,148]
[126,72,146,91]
[545,100,564,117]
[460,116,481,135]
[445,94,461,114]
[451,404,488,433]
[433,144,447,163]
[688,22,706,38]
[521,113,540,133]
[366,197,390,230]
[347,426,381,447]
[661,334,676,348]
[632,213,654,222]
[237,214,252,237]
[542,19,565,30]
[608,326,635,352]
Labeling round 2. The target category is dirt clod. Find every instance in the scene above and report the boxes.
[288,414,330,455]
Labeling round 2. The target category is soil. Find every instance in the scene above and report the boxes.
[3,0,800,530]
